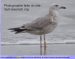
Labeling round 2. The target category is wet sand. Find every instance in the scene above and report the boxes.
[1,44,75,56]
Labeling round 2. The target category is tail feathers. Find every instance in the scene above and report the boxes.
[8,27,25,34]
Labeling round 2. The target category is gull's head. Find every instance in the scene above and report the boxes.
[50,4,66,10]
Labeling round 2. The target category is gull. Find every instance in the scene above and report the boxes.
[8,4,66,55]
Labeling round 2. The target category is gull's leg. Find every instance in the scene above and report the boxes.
[40,35,42,55]
[44,34,47,55]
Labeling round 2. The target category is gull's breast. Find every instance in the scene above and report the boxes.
[42,22,57,34]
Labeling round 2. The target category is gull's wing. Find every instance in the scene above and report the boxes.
[24,15,53,30]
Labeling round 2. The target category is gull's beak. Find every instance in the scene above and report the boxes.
[60,6,66,9]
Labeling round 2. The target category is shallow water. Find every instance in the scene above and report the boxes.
[1,44,75,55]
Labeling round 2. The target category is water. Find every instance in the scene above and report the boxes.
[1,44,75,55]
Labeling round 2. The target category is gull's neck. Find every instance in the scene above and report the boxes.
[49,9,58,17]
[48,9,59,22]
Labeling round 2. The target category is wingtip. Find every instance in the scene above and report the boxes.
[8,28,14,30]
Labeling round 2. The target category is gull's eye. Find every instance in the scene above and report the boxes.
[55,5,59,7]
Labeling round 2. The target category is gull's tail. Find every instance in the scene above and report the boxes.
[8,27,26,34]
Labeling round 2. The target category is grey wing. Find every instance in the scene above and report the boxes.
[26,16,51,30]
